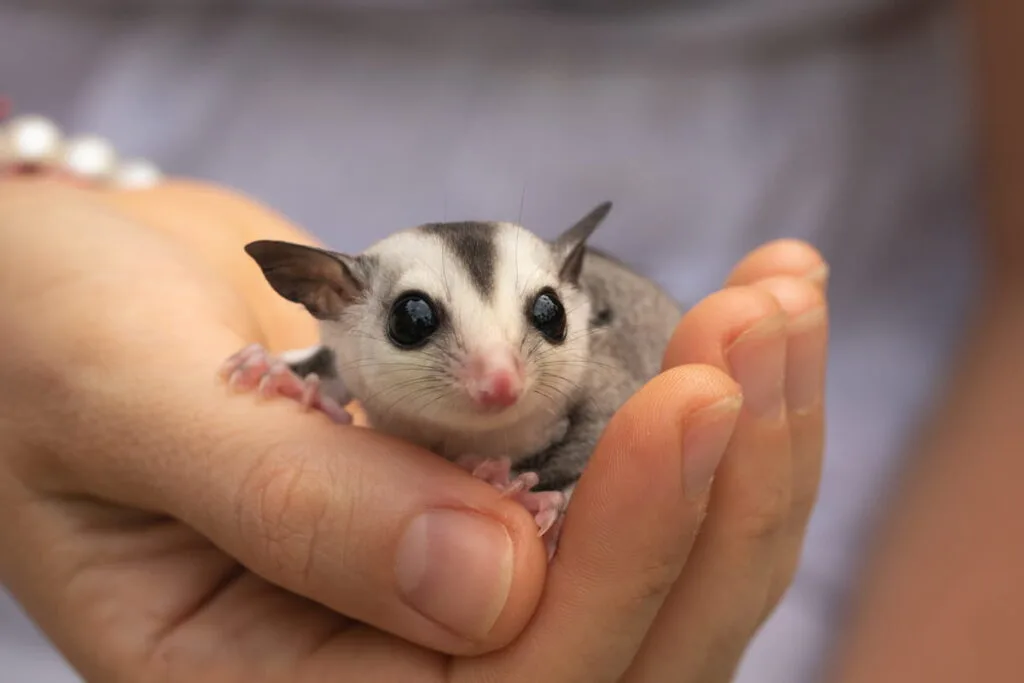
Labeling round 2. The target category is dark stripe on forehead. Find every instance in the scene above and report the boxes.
[419,221,497,298]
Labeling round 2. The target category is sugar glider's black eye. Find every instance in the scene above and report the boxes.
[388,292,439,349]
[530,288,566,343]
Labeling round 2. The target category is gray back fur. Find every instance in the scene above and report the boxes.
[515,246,684,490]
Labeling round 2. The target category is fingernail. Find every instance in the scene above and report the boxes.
[805,263,830,289]
[726,315,786,420]
[395,509,513,640]
[785,308,828,414]
[683,396,743,500]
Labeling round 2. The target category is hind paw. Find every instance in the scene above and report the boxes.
[455,455,568,561]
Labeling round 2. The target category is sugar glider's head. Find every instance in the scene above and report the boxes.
[244,202,610,433]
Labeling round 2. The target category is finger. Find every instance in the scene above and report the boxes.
[627,286,795,681]
[724,241,831,607]
[459,365,743,683]
[39,324,550,658]
[725,238,830,291]
[748,276,828,610]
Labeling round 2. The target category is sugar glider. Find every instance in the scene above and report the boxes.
[219,202,683,558]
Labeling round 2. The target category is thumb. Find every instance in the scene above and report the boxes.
[57,330,549,656]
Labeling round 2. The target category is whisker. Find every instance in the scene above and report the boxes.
[362,376,450,407]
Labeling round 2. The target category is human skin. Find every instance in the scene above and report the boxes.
[824,2,1024,681]
[0,176,828,682]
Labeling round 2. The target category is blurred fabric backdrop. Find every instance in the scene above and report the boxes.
[0,1,980,681]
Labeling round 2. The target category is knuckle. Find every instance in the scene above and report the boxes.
[235,444,338,584]
[628,557,686,606]
[734,479,791,543]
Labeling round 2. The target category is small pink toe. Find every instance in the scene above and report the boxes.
[257,363,305,400]
[221,343,278,392]
[454,454,487,473]
[300,374,320,408]
[534,508,559,537]
[315,394,354,425]
[500,472,539,497]
[543,515,566,561]
[471,458,513,486]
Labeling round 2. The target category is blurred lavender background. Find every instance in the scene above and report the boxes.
[0,1,980,681]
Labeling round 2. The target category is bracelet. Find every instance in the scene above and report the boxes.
[0,100,163,190]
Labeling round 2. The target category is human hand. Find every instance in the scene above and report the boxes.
[0,177,827,682]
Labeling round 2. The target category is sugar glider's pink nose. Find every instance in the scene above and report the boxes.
[465,350,524,409]
[478,370,521,407]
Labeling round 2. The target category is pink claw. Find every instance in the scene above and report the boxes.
[456,455,567,561]
[219,343,352,425]
[541,515,565,561]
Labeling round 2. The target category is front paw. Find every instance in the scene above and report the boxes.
[455,455,568,561]
[219,343,352,425]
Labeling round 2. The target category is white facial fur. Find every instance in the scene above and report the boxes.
[320,222,593,459]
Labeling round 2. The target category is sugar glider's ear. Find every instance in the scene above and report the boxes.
[552,201,612,284]
[244,240,366,320]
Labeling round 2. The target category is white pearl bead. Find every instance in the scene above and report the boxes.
[3,115,63,165]
[62,135,118,182]
[114,158,163,188]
